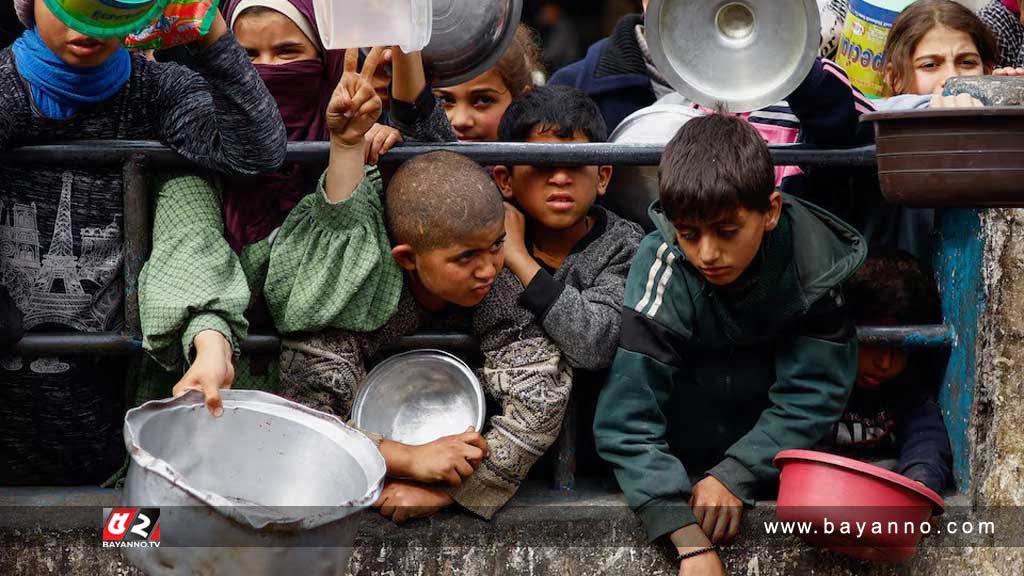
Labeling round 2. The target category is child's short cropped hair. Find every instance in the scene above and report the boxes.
[659,113,774,222]
[498,84,608,144]
[385,151,503,251]
[845,252,941,325]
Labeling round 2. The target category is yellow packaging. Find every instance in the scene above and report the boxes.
[837,0,914,98]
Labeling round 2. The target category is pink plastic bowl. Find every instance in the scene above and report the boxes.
[773,449,945,563]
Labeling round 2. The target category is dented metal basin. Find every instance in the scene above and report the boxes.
[121,390,385,576]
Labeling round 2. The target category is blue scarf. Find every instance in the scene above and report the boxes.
[11,28,131,120]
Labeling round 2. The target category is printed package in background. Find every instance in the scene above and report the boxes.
[123,0,221,51]
[836,0,914,98]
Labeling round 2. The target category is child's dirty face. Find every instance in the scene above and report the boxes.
[905,25,985,95]
[234,10,319,65]
[35,1,122,68]
[411,219,506,308]
[856,346,908,390]
[499,129,612,232]
[672,193,781,287]
[434,69,513,142]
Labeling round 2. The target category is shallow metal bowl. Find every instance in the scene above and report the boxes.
[645,0,820,112]
[353,349,486,445]
[423,0,523,87]
[121,390,385,575]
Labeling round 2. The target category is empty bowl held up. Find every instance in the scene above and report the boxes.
[774,449,945,563]
[352,349,486,446]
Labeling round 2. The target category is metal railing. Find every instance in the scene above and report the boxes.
[5,140,952,492]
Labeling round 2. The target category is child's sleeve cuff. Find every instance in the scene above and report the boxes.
[312,167,383,231]
[707,457,758,507]
[519,270,566,320]
[636,497,699,543]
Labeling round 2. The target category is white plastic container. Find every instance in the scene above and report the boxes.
[313,0,433,52]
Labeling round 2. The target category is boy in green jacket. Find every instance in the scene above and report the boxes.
[594,113,864,574]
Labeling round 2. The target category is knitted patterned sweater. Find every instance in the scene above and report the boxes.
[0,32,285,485]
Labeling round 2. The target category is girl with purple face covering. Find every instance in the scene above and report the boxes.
[138,1,455,418]
[221,0,453,251]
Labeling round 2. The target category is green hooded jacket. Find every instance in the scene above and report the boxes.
[594,194,866,542]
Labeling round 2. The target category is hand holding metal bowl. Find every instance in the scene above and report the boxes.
[353,350,486,446]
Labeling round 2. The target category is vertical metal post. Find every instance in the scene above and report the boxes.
[122,154,150,340]
[934,209,985,492]
[553,393,577,492]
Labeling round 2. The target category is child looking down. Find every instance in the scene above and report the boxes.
[594,113,864,574]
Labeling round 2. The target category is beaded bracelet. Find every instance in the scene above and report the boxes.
[675,544,719,563]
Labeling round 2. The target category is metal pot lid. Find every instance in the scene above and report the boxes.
[645,0,820,113]
[353,349,486,445]
[424,0,523,87]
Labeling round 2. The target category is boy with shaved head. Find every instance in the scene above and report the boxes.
[273,150,572,522]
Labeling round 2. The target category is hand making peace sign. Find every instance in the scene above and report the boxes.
[328,47,386,146]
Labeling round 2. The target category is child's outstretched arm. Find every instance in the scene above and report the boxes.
[147,11,287,175]
[785,58,876,147]
[139,174,253,417]
[261,47,403,335]
[388,49,458,143]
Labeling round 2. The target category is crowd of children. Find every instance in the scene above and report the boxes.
[0,0,1012,572]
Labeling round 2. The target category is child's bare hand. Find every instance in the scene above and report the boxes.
[365,123,402,165]
[994,67,1024,76]
[327,47,385,146]
[373,479,453,524]
[690,476,743,545]
[172,330,234,417]
[405,427,489,486]
[931,82,984,108]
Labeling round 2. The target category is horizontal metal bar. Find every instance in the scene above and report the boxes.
[12,325,951,357]
[0,141,878,168]
[856,325,954,348]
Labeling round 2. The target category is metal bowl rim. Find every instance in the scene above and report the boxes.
[610,103,707,142]
[352,348,486,435]
[123,389,386,529]
[644,0,820,113]
[427,0,524,88]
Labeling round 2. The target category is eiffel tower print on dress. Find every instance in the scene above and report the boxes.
[23,172,93,330]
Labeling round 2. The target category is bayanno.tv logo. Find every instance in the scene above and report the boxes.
[102,508,161,548]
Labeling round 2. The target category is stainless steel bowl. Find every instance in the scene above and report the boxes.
[605,97,704,229]
[121,390,385,576]
[353,349,486,445]
[424,0,523,87]
[645,0,820,112]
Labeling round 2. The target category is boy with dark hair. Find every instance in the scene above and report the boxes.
[594,113,864,574]
[493,85,643,371]
[820,252,953,494]
[275,150,572,523]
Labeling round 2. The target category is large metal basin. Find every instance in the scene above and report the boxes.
[605,99,704,230]
[121,390,385,576]
[353,349,485,445]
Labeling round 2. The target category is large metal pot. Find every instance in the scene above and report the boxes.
[424,0,523,87]
[121,390,385,576]
[605,96,705,230]
[645,0,820,112]
[353,349,485,445]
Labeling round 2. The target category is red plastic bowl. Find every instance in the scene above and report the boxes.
[773,449,945,563]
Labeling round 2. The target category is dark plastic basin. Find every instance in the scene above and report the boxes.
[862,107,1024,207]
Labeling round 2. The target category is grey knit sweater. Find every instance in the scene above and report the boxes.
[518,206,643,370]
[0,32,286,485]
[278,270,572,519]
